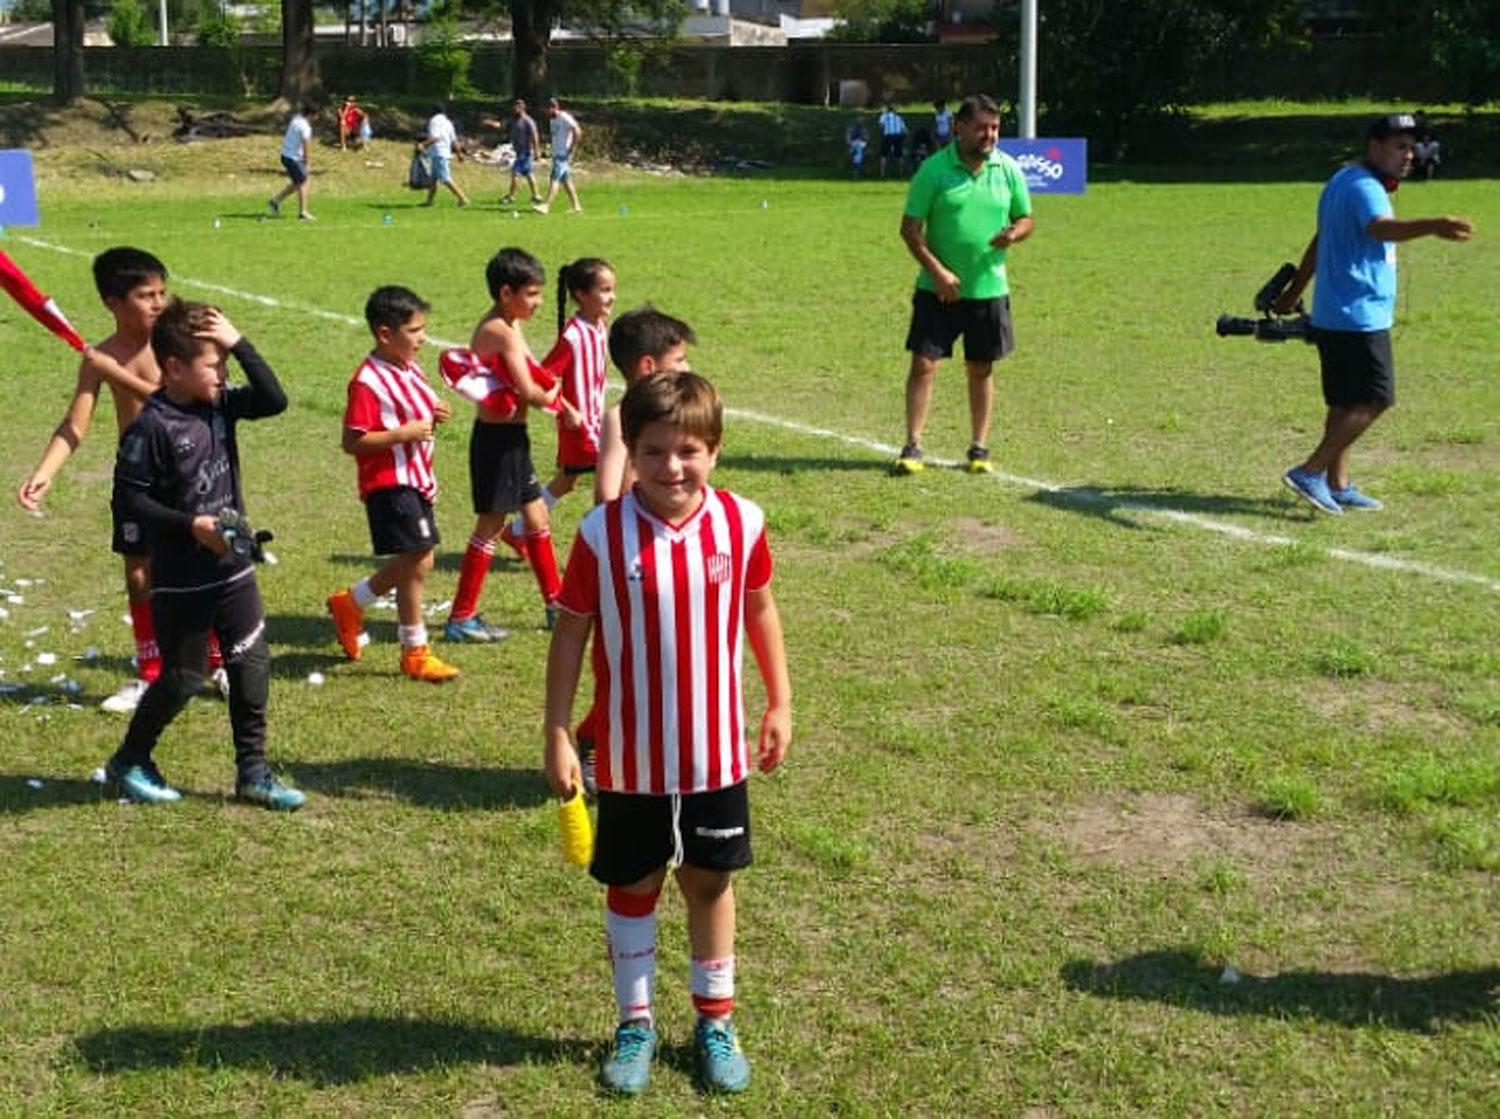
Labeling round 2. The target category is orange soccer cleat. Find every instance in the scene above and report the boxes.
[326,589,367,660]
[400,644,461,683]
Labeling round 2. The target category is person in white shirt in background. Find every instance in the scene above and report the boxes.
[420,104,471,209]
[534,97,584,214]
[269,103,319,220]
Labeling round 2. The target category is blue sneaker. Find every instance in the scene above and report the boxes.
[236,775,306,811]
[601,1020,655,1096]
[1282,467,1342,515]
[1330,484,1383,511]
[107,759,182,804]
[694,1017,750,1094]
[444,614,508,643]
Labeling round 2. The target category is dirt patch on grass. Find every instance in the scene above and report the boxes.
[1300,679,1465,736]
[1046,792,1311,871]
[953,516,1023,554]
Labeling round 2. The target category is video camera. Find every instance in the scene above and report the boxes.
[1216,263,1314,344]
[217,508,276,564]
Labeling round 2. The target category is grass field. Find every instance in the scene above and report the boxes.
[1,108,1497,1115]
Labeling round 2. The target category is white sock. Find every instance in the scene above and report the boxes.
[606,893,657,1025]
[351,577,378,609]
[398,623,428,649]
[691,955,735,1020]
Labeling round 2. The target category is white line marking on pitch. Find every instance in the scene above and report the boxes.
[17,234,1499,595]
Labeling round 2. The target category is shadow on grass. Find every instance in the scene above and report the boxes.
[0,773,107,814]
[1062,949,1500,1033]
[284,757,549,812]
[1025,483,1307,529]
[72,1016,591,1086]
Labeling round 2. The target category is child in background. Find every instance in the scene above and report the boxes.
[499,257,615,561]
[444,247,563,640]
[16,247,227,714]
[544,371,792,1096]
[106,299,303,810]
[327,286,458,683]
[846,119,868,177]
[595,306,696,504]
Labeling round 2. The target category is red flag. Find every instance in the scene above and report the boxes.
[0,248,86,352]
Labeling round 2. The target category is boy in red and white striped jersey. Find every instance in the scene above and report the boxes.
[544,372,792,1096]
[498,256,615,561]
[326,286,459,683]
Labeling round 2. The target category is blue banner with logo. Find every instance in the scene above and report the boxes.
[0,150,40,226]
[998,138,1088,195]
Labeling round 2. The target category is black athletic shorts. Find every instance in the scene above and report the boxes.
[280,155,308,185]
[590,780,752,886]
[1316,328,1395,407]
[906,290,1015,363]
[365,485,439,557]
[469,421,543,515]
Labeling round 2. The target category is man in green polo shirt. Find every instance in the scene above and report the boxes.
[894,93,1034,475]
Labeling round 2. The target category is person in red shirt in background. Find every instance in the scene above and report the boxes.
[339,95,371,150]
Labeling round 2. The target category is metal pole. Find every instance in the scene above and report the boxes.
[158,0,169,46]
[1019,0,1037,139]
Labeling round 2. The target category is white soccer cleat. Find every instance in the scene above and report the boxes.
[101,678,149,714]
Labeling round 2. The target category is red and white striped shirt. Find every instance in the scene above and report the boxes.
[344,353,441,502]
[558,485,773,795]
[541,315,609,454]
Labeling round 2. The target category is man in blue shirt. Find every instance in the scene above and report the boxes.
[1275,114,1472,514]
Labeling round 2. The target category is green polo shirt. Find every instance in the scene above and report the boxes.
[904,144,1032,300]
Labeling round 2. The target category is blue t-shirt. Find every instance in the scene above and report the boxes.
[1312,163,1396,332]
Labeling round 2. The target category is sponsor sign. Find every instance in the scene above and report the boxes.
[998,138,1087,194]
[0,150,40,226]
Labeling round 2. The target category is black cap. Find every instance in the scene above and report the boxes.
[1368,113,1417,140]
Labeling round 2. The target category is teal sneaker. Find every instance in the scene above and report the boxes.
[444,614,508,643]
[236,775,306,811]
[694,1017,750,1094]
[601,1019,655,1096]
[1330,484,1383,511]
[107,759,182,805]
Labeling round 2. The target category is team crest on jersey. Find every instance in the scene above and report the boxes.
[175,436,195,455]
[706,553,732,586]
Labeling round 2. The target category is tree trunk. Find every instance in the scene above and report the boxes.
[279,0,321,105]
[51,0,85,105]
[378,0,387,48]
[359,0,367,47]
[510,0,562,103]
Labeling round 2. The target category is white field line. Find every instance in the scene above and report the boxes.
[18,234,1500,596]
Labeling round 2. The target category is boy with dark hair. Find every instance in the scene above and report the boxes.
[327,285,458,682]
[545,370,792,1097]
[596,306,697,504]
[16,247,200,714]
[105,299,304,810]
[443,247,562,640]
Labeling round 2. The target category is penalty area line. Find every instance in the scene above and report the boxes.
[18,234,1499,596]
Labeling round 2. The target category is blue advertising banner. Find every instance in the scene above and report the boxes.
[998,138,1088,195]
[0,149,40,226]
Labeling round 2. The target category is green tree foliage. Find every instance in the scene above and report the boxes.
[567,0,689,94]
[416,0,477,99]
[197,0,242,46]
[108,0,155,46]
[992,0,1301,158]
[828,0,932,44]
[11,0,52,20]
[1432,1,1500,105]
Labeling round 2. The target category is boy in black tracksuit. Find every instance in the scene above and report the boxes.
[106,298,305,810]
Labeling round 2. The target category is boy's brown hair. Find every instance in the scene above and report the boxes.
[621,371,723,452]
[151,297,217,368]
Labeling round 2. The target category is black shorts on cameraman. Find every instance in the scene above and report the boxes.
[112,574,273,784]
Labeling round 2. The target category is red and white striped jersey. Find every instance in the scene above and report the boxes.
[344,353,441,502]
[541,315,610,454]
[558,485,774,795]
